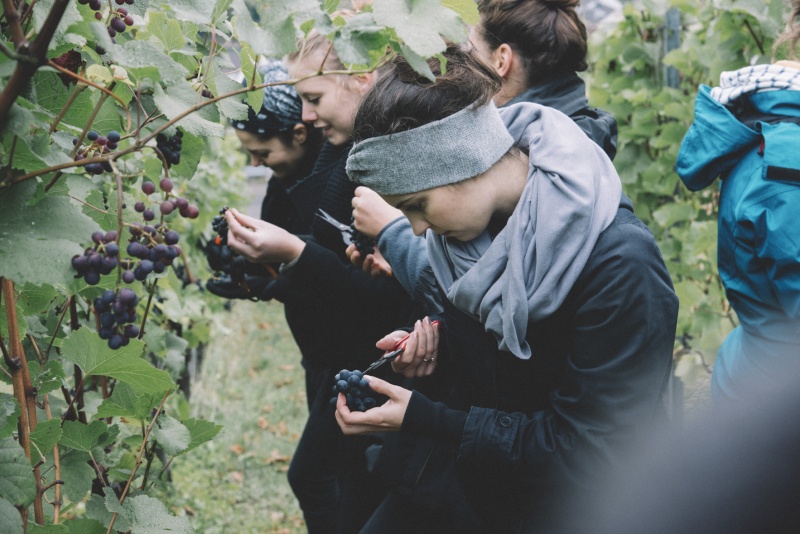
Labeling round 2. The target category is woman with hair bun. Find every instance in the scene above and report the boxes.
[336,45,678,532]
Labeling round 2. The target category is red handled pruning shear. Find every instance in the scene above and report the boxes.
[363,320,441,375]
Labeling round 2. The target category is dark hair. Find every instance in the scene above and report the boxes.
[352,45,502,142]
[773,0,800,60]
[476,0,588,84]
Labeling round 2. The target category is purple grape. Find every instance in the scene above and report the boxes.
[107,130,121,143]
[111,18,126,33]
[143,209,155,221]
[122,270,135,283]
[87,130,98,141]
[159,178,173,192]
[134,201,145,213]
[142,181,156,195]
[160,201,174,215]
[164,230,179,245]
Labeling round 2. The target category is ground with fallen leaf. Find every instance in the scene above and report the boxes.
[158,299,307,533]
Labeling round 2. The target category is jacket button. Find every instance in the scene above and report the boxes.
[499,416,512,428]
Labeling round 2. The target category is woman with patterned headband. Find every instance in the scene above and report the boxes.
[335,46,679,532]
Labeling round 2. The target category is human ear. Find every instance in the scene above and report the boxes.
[493,43,515,79]
[352,71,375,95]
[292,123,308,144]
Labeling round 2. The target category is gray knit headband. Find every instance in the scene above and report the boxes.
[346,101,514,195]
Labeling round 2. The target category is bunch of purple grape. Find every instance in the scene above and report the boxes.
[124,224,182,282]
[74,130,120,175]
[134,178,199,220]
[95,288,140,349]
[108,7,134,38]
[71,230,120,285]
[350,224,375,256]
[332,369,384,412]
[155,130,183,168]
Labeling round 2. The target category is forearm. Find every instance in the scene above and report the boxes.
[377,218,443,314]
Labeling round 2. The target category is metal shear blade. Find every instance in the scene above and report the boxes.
[315,209,352,246]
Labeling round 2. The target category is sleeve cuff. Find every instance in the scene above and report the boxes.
[401,390,467,444]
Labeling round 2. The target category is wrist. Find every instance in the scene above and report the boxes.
[282,235,306,263]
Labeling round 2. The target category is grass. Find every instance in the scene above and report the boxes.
[161,299,308,533]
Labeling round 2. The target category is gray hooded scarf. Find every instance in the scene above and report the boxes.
[426,102,622,359]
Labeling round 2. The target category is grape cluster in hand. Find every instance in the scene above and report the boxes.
[95,288,140,349]
[156,130,183,168]
[348,217,375,256]
[332,369,384,412]
[211,207,230,247]
[74,130,120,175]
[71,230,120,285]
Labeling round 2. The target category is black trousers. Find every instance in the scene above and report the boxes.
[287,361,387,533]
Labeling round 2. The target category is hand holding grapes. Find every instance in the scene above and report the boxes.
[225,208,305,264]
[335,376,411,435]
[351,186,404,238]
[346,243,393,277]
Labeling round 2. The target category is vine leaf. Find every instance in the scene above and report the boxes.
[181,418,223,454]
[26,522,70,533]
[29,419,63,465]
[104,490,194,533]
[59,450,95,504]
[96,383,160,421]
[60,329,175,395]
[0,181,100,287]
[151,414,191,456]
[59,420,120,453]
[372,0,466,58]
[0,498,23,534]
[0,437,37,507]
[0,395,20,439]
[29,361,66,395]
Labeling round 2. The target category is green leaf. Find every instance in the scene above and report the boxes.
[16,283,57,315]
[64,518,106,534]
[151,414,191,456]
[109,40,189,84]
[396,42,436,82]
[29,419,62,464]
[86,489,131,533]
[0,181,100,287]
[181,418,222,454]
[442,0,479,25]
[372,0,466,58]
[211,0,234,24]
[0,395,20,440]
[59,450,95,504]
[96,383,159,421]
[59,421,120,453]
[210,59,249,122]
[334,13,390,67]
[27,524,70,534]
[105,492,193,533]
[61,329,175,395]
[0,438,36,507]
[0,498,23,534]
[153,82,225,138]
[146,12,189,54]
[28,360,67,395]
[149,0,215,25]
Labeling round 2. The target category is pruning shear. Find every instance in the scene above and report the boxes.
[364,320,441,375]
[315,209,353,246]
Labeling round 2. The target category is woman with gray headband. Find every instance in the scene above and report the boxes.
[335,46,679,532]
[348,0,618,311]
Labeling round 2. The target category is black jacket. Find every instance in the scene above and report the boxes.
[281,142,416,370]
[379,200,678,532]
[507,71,618,160]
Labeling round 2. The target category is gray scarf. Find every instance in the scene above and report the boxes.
[427,103,622,359]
